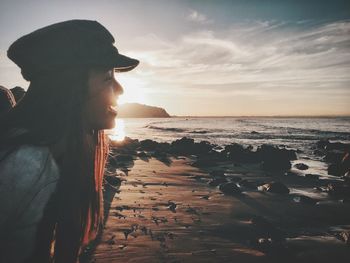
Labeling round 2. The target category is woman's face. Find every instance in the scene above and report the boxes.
[84,68,124,130]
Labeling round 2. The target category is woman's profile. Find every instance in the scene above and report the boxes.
[0,20,139,263]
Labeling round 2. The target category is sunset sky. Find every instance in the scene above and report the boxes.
[0,0,349,116]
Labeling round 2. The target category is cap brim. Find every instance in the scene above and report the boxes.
[113,53,139,72]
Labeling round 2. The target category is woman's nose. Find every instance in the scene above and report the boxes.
[113,79,124,96]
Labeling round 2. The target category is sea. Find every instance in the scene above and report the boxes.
[108,117,350,177]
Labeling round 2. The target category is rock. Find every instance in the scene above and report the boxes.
[324,147,350,177]
[192,156,217,167]
[226,176,242,182]
[313,149,325,156]
[108,154,134,167]
[207,150,228,162]
[326,183,350,198]
[250,216,274,229]
[106,235,116,245]
[324,150,346,164]
[257,145,295,171]
[250,216,285,241]
[213,145,224,151]
[172,137,194,147]
[340,153,350,176]
[237,179,257,190]
[140,139,159,151]
[137,151,149,158]
[195,141,214,155]
[192,150,225,167]
[261,159,291,171]
[316,139,329,149]
[259,144,297,160]
[328,163,341,176]
[115,154,134,163]
[254,238,285,253]
[105,175,121,188]
[208,177,227,187]
[258,182,290,194]
[209,170,225,178]
[305,174,320,180]
[294,163,309,170]
[251,131,259,134]
[224,143,258,163]
[343,171,350,183]
[171,137,195,155]
[168,201,177,213]
[111,136,140,149]
[327,152,350,177]
[224,143,244,154]
[284,171,297,176]
[256,238,273,251]
[219,182,241,195]
[157,142,171,152]
[325,142,350,152]
[152,150,166,158]
[293,195,316,205]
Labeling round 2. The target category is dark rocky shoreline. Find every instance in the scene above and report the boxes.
[107,137,350,198]
[85,136,350,262]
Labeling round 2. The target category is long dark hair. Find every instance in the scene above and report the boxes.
[0,67,108,262]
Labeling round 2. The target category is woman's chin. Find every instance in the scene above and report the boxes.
[93,119,116,131]
[104,120,116,130]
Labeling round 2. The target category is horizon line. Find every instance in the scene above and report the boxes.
[170,115,350,118]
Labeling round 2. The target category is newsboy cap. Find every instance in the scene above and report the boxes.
[7,20,139,81]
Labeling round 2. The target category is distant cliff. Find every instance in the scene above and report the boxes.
[118,103,170,118]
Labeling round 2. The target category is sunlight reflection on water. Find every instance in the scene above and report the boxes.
[108,119,125,141]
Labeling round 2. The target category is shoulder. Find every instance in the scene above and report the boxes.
[0,145,60,215]
[0,145,60,261]
[0,145,60,184]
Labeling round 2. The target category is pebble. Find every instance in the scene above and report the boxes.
[219,182,242,195]
[258,182,290,194]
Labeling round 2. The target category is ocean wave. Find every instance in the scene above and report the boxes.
[190,130,208,134]
[145,125,186,133]
[241,122,350,136]
[141,118,350,144]
[183,131,350,141]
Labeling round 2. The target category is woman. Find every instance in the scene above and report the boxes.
[0,20,139,262]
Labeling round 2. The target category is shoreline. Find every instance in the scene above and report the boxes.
[87,137,350,262]
[170,116,350,118]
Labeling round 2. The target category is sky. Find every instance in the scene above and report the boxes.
[0,0,349,116]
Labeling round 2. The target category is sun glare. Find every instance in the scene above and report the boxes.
[116,74,148,105]
[109,119,125,141]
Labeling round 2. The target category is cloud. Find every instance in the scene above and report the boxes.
[127,19,350,115]
[187,10,213,24]
[132,20,350,88]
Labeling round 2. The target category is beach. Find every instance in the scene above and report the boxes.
[87,132,350,263]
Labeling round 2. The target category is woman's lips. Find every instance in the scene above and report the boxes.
[108,105,118,115]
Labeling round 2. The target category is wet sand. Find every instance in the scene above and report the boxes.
[91,157,350,263]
